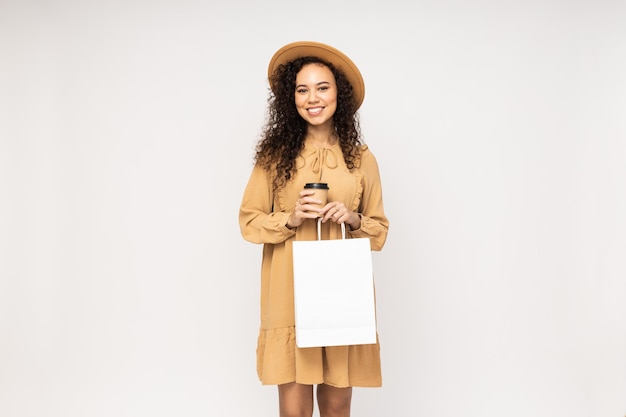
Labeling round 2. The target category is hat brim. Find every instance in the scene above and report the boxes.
[268,41,365,110]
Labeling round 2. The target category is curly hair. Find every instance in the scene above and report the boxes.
[255,56,363,192]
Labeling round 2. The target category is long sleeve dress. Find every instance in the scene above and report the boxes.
[239,141,389,388]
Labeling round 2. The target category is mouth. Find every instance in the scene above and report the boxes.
[307,106,324,115]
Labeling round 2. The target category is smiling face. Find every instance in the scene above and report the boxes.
[294,63,338,128]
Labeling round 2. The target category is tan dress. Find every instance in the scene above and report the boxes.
[239,141,389,387]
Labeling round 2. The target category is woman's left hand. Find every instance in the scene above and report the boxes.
[320,201,360,229]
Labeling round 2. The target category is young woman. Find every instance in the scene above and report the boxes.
[239,41,389,417]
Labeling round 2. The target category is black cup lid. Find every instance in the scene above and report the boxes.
[304,182,329,190]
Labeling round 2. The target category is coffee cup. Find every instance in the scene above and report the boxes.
[304,183,329,214]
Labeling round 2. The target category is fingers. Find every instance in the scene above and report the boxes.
[295,199,320,212]
[295,190,323,218]
[291,191,328,228]
[298,189,322,205]
[294,197,322,221]
[299,189,316,198]
[321,202,351,223]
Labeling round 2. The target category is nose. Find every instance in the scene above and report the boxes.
[307,90,319,103]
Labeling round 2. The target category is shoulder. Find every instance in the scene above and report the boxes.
[358,144,377,162]
[248,162,276,182]
[357,144,381,171]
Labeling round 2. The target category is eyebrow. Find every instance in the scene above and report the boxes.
[295,81,331,89]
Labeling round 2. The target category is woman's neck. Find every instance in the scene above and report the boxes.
[306,125,337,148]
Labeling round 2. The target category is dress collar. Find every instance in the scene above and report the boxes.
[303,141,340,175]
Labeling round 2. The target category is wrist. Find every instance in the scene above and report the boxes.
[348,213,361,230]
[286,213,296,229]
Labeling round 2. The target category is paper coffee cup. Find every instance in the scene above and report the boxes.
[304,183,329,214]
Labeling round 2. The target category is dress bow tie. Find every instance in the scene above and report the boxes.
[310,148,338,175]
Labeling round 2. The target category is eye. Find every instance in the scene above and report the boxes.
[296,88,308,94]
[319,86,329,91]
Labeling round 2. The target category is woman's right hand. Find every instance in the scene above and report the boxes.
[286,189,323,228]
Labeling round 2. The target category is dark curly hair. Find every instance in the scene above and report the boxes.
[255,56,363,191]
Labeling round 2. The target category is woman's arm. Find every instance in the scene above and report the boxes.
[239,164,296,245]
[348,147,389,251]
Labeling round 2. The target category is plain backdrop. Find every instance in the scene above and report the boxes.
[1,1,625,416]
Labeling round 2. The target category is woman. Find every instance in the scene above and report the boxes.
[239,41,389,417]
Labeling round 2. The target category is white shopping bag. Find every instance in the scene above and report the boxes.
[292,219,377,348]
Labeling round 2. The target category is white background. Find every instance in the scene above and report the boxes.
[1,1,625,416]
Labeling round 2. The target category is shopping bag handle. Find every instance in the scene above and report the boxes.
[317,217,346,240]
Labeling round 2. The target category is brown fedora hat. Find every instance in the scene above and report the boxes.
[268,41,365,109]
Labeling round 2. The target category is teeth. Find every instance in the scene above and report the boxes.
[308,107,322,114]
